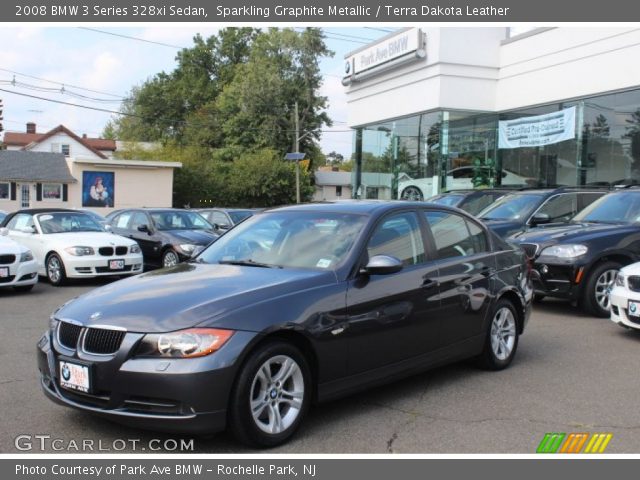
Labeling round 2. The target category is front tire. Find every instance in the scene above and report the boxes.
[162,249,179,268]
[228,341,311,448]
[46,253,67,286]
[581,261,621,318]
[477,299,519,370]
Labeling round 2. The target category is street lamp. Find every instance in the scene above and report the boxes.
[284,152,306,204]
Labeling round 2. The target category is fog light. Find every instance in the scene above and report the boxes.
[540,265,549,274]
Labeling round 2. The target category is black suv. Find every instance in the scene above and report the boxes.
[428,189,513,216]
[107,208,218,268]
[511,189,640,317]
[477,187,607,238]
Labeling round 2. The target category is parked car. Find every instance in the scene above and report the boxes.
[0,228,38,292]
[195,208,259,234]
[38,201,532,447]
[427,189,513,216]
[477,187,607,238]
[399,167,533,201]
[511,189,640,317]
[1,209,143,286]
[76,209,107,227]
[610,262,640,330]
[107,208,218,268]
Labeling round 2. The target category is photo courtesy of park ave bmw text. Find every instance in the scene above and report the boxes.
[4,0,640,478]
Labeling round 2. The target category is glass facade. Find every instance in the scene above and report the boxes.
[351,88,640,199]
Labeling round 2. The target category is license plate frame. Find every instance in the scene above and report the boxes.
[0,267,8,278]
[628,300,640,317]
[109,259,125,270]
[58,360,91,393]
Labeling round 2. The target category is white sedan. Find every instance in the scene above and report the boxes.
[0,229,38,292]
[3,210,143,286]
[610,263,640,330]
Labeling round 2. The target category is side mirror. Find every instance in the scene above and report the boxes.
[361,255,403,275]
[137,224,151,233]
[0,227,8,236]
[219,224,231,230]
[530,213,550,226]
[104,224,112,232]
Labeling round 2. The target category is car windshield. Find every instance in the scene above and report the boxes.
[429,194,464,206]
[478,193,544,220]
[150,211,212,231]
[37,212,104,234]
[572,192,640,224]
[229,210,254,223]
[196,211,367,270]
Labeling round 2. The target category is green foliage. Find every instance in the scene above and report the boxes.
[104,27,332,207]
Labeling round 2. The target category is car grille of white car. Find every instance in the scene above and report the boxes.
[98,246,129,256]
[0,254,16,265]
[628,276,640,293]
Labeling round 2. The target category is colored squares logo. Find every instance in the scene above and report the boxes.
[537,433,613,453]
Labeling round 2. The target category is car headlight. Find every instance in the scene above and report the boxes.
[540,244,588,258]
[178,244,197,254]
[130,244,141,254]
[615,273,626,287]
[135,328,234,358]
[64,246,95,256]
[20,250,34,262]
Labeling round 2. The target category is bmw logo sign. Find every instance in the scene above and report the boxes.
[631,303,637,314]
[61,364,71,381]
[344,61,351,75]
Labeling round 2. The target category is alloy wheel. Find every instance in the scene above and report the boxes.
[595,269,617,311]
[249,355,304,435]
[490,307,516,361]
[401,186,424,201]
[163,251,179,268]
[47,256,62,284]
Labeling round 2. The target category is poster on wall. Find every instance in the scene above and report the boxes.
[498,106,576,149]
[82,172,114,207]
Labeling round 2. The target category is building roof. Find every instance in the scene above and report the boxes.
[3,125,114,159]
[314,170,352,186]
[0,151,77,183]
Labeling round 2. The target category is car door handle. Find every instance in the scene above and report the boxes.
[422,278,439,289]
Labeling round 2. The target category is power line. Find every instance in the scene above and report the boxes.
[78,27,185,49]
[364,27,397,33]
[0,87,353,134]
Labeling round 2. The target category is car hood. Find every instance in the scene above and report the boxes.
[44,231,136,247]
[480,219,523,238]
[54,263,336,333]
[0,236,28,254]
[511,222,638,244]
[162,229,218,245]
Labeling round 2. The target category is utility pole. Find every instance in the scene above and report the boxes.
[294,101,300,204]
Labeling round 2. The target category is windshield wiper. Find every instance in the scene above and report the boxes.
[218,259,281,269]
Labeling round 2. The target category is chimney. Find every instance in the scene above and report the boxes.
[26,122,36,134]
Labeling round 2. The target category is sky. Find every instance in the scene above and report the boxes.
[0,27,394,158]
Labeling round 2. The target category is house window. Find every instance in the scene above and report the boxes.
[42,184,62,200]
[366,187,379,199]
[336,186,343,197]
[0,182,9,200]
[61,144,71,156]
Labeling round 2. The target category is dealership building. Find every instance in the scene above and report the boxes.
[343,27,640,199]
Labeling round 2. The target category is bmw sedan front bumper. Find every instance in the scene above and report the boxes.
[37,325,258,435]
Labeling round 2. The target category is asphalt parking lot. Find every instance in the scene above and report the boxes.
[2,279,640,453]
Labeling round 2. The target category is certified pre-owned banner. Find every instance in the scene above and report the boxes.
[498,107,576,149]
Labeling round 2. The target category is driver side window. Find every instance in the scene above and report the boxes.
[424,211,487,259]
[7,214,34,231]
[367,212,425,266]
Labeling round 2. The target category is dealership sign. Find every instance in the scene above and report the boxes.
[498,107,576,149]
[344,28,424,78]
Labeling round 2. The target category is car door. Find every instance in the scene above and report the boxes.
[128,211,161,262]
[345,210,442,375]
[423,209,495,346]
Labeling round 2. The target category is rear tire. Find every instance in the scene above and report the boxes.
[228,341,311,448]
[581,261,621,318]
[162,249,179,268]
[477,298,519,371]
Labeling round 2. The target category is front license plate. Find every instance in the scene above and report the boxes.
[59,361,90,393]
[109,259,125,270]
[628,301,640,317]
[0,267,8,278]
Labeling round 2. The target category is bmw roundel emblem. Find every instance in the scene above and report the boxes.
[631,303,637,314]
[90,311,101,320]
[344,61,351,75]
[61,364,71,381]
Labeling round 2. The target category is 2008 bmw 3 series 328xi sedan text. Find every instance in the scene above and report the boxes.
[37,201,532,447]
